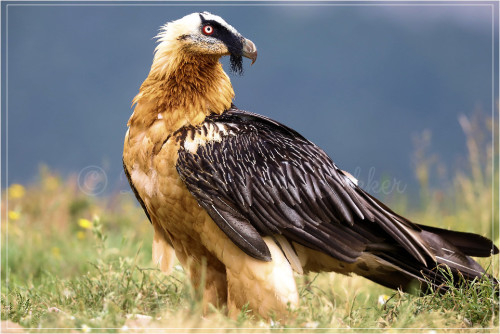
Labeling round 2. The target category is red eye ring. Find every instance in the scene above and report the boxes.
[202,25,214,35]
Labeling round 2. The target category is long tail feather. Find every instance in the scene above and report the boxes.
[355,226,498,293]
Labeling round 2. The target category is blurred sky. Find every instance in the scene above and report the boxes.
[1,1,498,200]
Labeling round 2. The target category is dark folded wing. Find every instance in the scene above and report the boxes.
[176,107,434,264]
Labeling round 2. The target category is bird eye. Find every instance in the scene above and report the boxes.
[202,25,214,35]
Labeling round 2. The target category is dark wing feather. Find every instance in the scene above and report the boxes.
[176,108,432,264]
[199,194,272,261]
[417,224,499,257]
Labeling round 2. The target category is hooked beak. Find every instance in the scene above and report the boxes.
[242,38,257,65]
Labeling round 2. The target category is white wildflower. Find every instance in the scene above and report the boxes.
[258,321,267,328]
[378,294,390,305]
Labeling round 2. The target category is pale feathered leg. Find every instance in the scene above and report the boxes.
[188,259,228,313]
[169,237,228,314]
[225,237,299,320]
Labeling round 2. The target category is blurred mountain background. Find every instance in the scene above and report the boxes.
[1,3,497,201]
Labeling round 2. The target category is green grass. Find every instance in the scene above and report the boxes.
[1,111,498,332]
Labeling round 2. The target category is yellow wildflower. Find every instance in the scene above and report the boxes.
[78,218,93,229]
[8,211,20,221]
[8,184,25,199]
[76,231,86,240]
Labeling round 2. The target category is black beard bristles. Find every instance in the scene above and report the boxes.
[230,55,244,75]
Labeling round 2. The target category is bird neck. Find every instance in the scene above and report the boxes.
[129,49,235,132]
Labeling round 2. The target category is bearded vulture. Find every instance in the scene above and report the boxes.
[123,12,498,319]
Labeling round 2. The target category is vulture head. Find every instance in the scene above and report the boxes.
[153,12,257,75]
